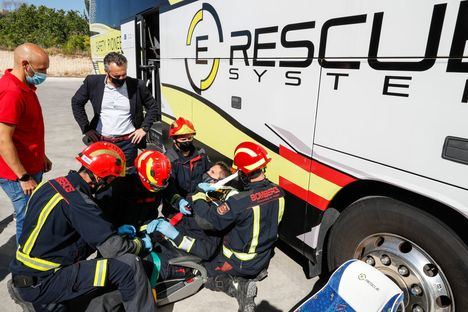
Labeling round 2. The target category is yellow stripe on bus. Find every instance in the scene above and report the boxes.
[200,58,220,90]
[161,85,341,201]
[186,9,203,45]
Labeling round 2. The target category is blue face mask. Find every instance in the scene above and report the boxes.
[25,64,47,85]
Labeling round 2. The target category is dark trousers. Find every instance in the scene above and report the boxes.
[114,139,138,174]
[16,254,155,312]
[153,240,190,281]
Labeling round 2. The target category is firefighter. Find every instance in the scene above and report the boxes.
[8,142,156,312]
[190,142,285,312]
[145,161,233,280]
[163,117,211,216]
[98,150,172,229]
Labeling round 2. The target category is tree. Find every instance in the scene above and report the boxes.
[0,4,89,54]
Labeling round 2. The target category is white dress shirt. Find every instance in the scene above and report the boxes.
[96,81,136,136]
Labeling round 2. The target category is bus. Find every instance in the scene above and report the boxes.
[89,1,468,311]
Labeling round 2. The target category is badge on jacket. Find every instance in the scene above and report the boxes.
[217,203,230,215]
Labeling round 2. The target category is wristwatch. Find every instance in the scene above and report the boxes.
[18,173,31,182]
[141,126,150,132]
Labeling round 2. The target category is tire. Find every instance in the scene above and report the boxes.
[327,196,468,312]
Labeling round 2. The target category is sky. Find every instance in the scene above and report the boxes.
[24,0,85,12]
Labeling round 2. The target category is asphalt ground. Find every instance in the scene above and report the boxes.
[0,78,318,311]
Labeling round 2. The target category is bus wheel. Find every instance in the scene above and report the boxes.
[326,197,468,312]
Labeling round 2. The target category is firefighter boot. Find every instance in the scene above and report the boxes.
[233,277,257,312]
[7,279,35,312]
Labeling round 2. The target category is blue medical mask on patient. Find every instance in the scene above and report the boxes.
[25,64,47,85]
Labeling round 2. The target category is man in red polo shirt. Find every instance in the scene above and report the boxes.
[0,43,52,243]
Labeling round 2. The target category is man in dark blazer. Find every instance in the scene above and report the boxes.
[71,52,159,171]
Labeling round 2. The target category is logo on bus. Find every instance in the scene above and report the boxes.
[185,2,468,102]
[185,3,223,94]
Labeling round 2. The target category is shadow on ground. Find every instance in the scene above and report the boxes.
[288,271,329,312]
[0,234,16,282]
[275,240,330,312]
[257,300,282,312]
[0,214,13,236]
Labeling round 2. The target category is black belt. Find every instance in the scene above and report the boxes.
[12,275,38,288]
[99,134,132,143]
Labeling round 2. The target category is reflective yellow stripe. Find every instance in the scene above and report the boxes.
[139,224,148,232]
[249,206,260,254]
[225,190,239,199]
[137,151,153,169]
[93,259,108,287]
[223,245,233,258]
[244,158,266,171]
[178,236,195,253]
[234,148,257,157]
[23,193,63,255]
[16,250,61,272]
[192,192,208,202]
[223,245,256,261]
[24,181,47,215]
[278,197,285,224]
[133,238,142,254]
[146,158,158,185]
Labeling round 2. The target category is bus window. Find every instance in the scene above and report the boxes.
[89,0,157,29]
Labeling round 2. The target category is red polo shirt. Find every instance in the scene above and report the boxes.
[0,69,45,180]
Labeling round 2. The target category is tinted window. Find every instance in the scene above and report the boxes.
[89,0,157,29]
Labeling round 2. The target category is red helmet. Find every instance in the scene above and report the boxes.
[233,142,271,174]
[135,150,172,192]
[76,142,126,178]
[169,117,196,137]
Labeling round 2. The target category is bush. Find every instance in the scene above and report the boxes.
[0,4,89,54]
[64,34,90,55]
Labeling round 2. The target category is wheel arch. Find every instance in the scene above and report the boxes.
[328,179,468,243]
[313,179,468,275]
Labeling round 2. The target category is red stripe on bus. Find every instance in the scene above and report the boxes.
[279,176,328,211]
[279,145,312,171]
[279,145,356,187]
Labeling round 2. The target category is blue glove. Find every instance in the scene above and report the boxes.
[178,198,191,215]
[141,234,153,252]
[146,219,162,234]
[198,182,216,192]
[117,225,136,238]
[179,198,192,215]
[156,219,180,240]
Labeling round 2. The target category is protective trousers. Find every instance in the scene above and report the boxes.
[16,254,156,312]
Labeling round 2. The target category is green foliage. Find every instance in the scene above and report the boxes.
[0,4,89,54]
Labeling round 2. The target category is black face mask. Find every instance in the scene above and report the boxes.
[176,141,193,152]
[202,172,218,184]
[109,75,125,87]
[238,171,251,186]
[91,179,112,194]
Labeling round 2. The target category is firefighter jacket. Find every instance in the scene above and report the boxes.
[163,145,211,207]
[97,173,161,228]
[191,179,285,276]
[10,171,145,277]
